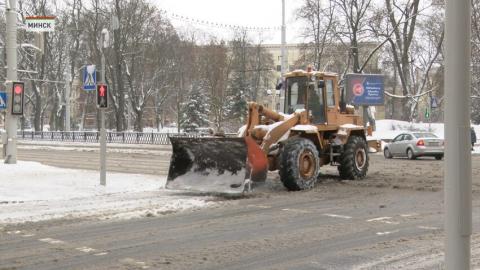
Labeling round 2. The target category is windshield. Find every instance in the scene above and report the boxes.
[285,77,308,113]
[413,132,438,138]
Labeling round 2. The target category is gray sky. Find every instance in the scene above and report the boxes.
[151,0,304,44]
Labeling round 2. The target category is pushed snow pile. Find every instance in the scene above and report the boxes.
[0,161,215,224]
[372,120,480,153]
[373,119,445,141]
[0,161,163,202]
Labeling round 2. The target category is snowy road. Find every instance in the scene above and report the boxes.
[3,143,480,269]
[3,185,480,269]
[16,143,172,175]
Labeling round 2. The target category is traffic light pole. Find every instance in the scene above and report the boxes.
[100,45,106,186]
[4,0,17,164]
[65,71,71,132]
[445,0,471,269]
[278,0,287,112]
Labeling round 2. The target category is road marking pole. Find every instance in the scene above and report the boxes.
[445,0,471,269]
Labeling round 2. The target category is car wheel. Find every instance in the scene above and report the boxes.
[407,148,416,160]
[384,148,393,159]
[435,155,443,160]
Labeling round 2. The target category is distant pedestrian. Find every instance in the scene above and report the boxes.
[471,127,477,150]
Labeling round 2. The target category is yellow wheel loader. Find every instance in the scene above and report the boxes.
[166,69,375,194]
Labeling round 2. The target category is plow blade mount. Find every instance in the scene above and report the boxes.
[166,136,267,194]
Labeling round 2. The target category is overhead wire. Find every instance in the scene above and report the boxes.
[159,8,281,32]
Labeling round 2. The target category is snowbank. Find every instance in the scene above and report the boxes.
[0,161,163,202]
[0,161,214,224]
[373,119,445,141]
[372,119,480,153]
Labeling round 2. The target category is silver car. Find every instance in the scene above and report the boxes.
[384,132,444,160]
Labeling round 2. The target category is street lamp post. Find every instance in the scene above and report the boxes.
[278,0,287,113]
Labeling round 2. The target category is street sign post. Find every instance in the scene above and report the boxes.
[83,65,96,91]
[0,92,6,109]
[25,16,55,32]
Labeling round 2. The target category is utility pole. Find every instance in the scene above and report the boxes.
[99,29,108,186]
[445,0,471,269]
[64,71,71,132]
[4,0,18,164]
[277,0,287,112]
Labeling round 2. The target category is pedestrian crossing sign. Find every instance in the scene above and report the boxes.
[431,96,438,109]
[83,65,96,91]
[0,92,6,109]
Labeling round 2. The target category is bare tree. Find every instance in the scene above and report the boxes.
[197,40,230,130]
[384,0,444,121]
[331,0,373,73]
[296,0,337,70]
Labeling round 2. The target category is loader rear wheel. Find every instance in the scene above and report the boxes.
[338,135,369,180]
[279,137,320,191]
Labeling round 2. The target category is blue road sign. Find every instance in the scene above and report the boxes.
[0,92,6,109]
[345,74,385,106]
[83,65,96,91]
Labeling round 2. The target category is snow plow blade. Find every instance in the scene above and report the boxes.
[166,136,268,194]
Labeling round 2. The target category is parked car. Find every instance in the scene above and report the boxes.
[383,132,444,160]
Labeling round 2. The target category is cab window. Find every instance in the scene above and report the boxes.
[307,84,326,123]
[326,79,335,107]
[285,77,308,113]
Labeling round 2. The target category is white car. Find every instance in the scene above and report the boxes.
[383,132,444,160]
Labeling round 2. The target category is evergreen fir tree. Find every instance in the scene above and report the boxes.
[180,84,210,132]
[226,71,248,123]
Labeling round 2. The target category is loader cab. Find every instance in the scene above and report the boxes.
[284,70,334,124]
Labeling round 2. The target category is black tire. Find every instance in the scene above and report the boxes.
[384,148,393,159]
[435,155,443,160]
[279,137,320,191]
[338,135,369,180]
[407,148,416,160]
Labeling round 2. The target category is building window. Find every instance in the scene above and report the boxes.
[276,65,281,72]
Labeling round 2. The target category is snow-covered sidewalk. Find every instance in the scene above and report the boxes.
[0,161,215,224]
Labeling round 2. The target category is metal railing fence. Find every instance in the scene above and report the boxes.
[18,131,236,145]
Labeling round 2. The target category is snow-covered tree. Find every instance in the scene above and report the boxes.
[226,71,248,124]
[180,85,210,132]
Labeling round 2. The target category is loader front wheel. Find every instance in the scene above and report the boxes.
[338,135,369,180]
[279,137,320,191]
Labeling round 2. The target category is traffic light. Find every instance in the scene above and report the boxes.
[96,84,108,108]
[11,81,24,115]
